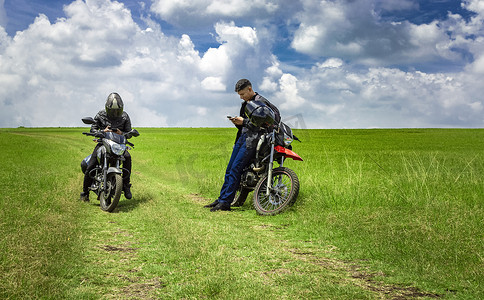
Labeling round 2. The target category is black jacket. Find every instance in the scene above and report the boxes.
[90,110,132,136]
[235,93,280,149]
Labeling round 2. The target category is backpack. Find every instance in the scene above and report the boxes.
[276,121,299,147]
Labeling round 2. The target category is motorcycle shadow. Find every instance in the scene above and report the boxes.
[117,195,151,212]
[231,202,255,212]
[90,194,151,213]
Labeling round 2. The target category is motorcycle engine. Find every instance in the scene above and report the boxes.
[242,170,259,187]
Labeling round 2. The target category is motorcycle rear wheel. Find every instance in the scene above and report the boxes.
[253,167,299,215]
[100,173,122,212]
[231,188,251,207]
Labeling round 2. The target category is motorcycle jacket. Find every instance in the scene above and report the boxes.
[90,110,133,138]
[235,93,280,149]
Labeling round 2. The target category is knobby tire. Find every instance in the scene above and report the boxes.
[253,167,299,215]
[231,188,251,207]
[100,173,122,212]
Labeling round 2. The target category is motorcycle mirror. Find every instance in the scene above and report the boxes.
[129,129,140,137]
[82,117,95,125]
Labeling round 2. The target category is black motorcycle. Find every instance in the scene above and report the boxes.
[80,117,139,212]
[231,122,303,215]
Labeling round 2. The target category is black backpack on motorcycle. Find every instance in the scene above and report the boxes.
[253,94,300,148]
[275,121,299,148]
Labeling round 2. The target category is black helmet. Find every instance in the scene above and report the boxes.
[245,100,275,127]
[105,92,124,118]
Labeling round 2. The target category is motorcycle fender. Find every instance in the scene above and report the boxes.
[96,146,106,164]
[81,154,91,174]
[274,145,303,161]
[107,167,123,175]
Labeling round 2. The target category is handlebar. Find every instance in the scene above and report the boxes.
[83,131,135,148]
[83,132,104,138]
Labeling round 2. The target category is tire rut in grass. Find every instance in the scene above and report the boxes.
[188,193,441,298]
[288,248,442,299]
[93,221,164,299]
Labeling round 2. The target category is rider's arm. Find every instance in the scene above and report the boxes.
[121,113,134,138]
[123,113,132,132]
[90,111,105,135]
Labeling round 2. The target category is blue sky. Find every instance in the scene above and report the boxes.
[1,0,484,128]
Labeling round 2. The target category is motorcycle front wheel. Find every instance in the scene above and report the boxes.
[253,167,299,215]
[100,173,122,212]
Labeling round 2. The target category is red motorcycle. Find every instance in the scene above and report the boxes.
[232,121,303,215]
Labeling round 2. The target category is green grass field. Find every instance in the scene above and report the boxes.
[0,127,482,299]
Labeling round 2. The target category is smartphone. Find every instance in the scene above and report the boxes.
[227,116,233,119]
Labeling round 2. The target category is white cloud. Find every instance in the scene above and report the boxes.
[150,0,282,27]
[1,0,484,129]
[0,0,276,128]
[291,64,484,128]
[177,34,200,64]
[214,21,258,46]
[319,58,343,69]
[470,54,484,73]
[201,76,226,91]
[290,0,481,68]
[464,0,484,14]
[0,0,183,126]
[196,21,264,86]
[206,0,278,17]
[276,74,306,110]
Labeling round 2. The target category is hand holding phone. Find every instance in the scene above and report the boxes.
[229,116,243,126]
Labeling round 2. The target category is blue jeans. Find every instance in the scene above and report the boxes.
[218,134,255,204]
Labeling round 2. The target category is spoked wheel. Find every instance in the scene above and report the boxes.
[253,167,299,215]
[231,188,251,207]
[100,173,122,212]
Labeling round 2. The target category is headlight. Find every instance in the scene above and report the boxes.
[106,139,126,155]
[111,143,127,155]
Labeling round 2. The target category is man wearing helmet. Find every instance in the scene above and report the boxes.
[80,92,134,202]
[205,79,280,211]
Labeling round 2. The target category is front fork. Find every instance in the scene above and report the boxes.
[102,156,121,194]
[266,129,276,196]
[266,129,285,196]
[103,156,109,194]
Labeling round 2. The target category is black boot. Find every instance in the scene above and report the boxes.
[210,202,231,212]
[80,192,89,202]
[204,200,219,208]
[123,183,132,199]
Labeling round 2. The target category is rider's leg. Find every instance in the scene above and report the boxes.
[122,151,132,199]
[81,146,100,201]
